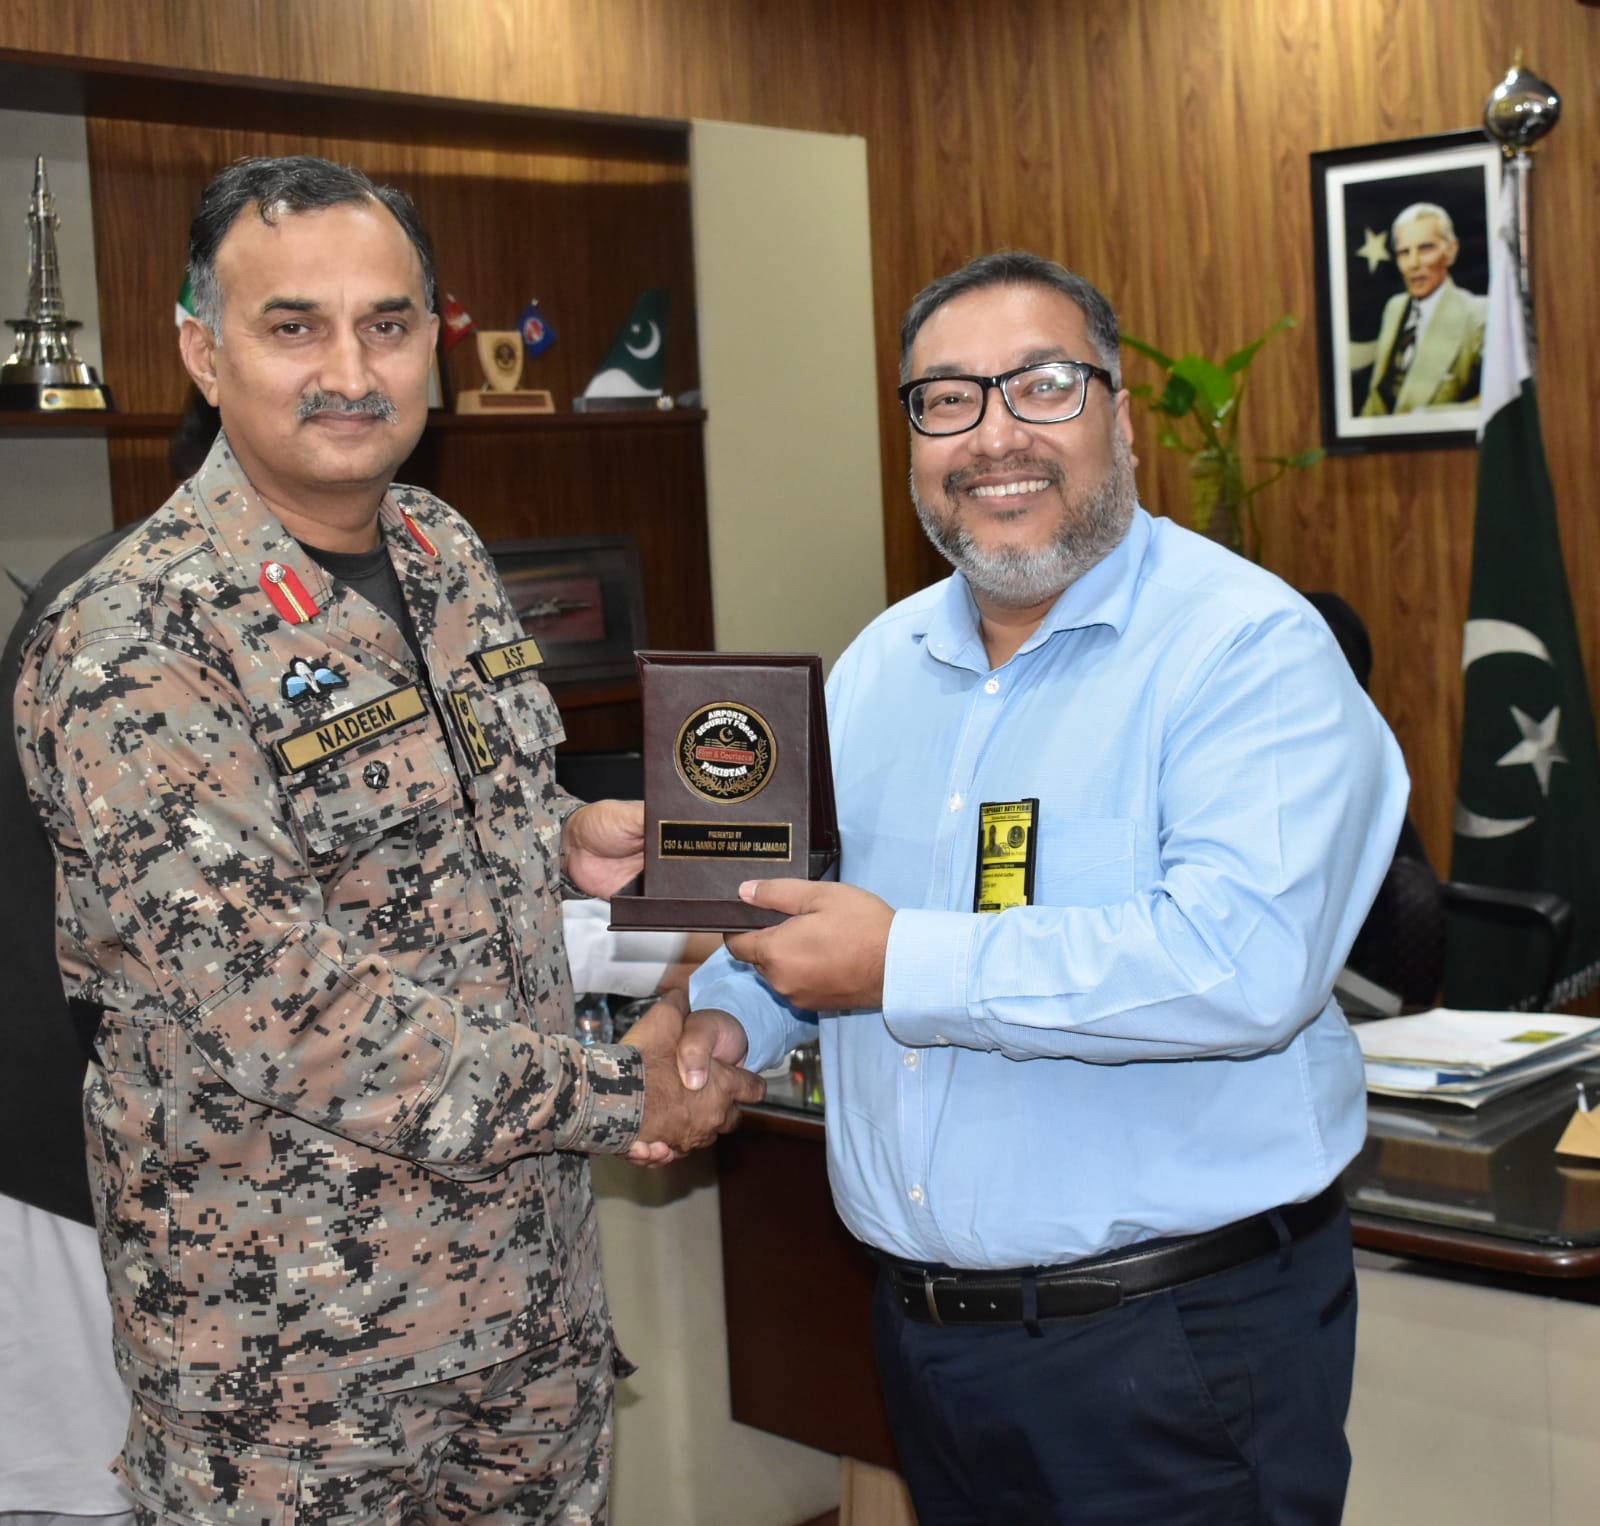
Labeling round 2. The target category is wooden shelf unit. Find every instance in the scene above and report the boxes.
[1,52,712,749]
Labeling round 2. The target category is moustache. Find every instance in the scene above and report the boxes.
[944,457,1063,495]
[298,390,400,423]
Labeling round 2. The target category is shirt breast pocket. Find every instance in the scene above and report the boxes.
[1032,815,1137,908]
[280,723,484,951]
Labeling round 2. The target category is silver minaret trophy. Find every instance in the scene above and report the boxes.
[0,156,112,411]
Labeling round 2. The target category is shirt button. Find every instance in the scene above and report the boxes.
[984,677,1000,694]
[908,1185,924,1204]
[934,1034,949,1045]
[948,793,962,812]
[903,1051,918,1068]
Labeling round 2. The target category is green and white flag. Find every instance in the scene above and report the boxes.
[175,273,196,329]
[1447,178,1600,1008]
[579,288,669,399]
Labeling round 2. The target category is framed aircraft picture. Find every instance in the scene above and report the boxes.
[487,536,647,685]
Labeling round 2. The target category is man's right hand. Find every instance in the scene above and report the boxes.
[621,994,762,1165]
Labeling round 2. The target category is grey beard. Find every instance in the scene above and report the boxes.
[912,437,1138,609]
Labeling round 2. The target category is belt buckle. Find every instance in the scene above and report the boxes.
[921,1269,948,1327]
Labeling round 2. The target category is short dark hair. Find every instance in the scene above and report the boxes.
[898,251,1122,387]
[187,155,436,332]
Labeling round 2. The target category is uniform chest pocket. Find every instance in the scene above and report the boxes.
[280,720,458,860]
[278,720,493,953]
[1032,815,1138,907]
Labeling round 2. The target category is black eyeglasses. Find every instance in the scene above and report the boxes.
[898,361,1114,437]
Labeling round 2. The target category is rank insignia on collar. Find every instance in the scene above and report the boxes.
[400,509,438,557]
[260,561,319,624]
[281,656,350,703]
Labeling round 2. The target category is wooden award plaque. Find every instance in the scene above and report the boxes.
[607,651,839,932]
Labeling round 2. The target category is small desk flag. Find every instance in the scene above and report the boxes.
[519,298,555,359]
[579,289,669,400]
[439,293,476,354]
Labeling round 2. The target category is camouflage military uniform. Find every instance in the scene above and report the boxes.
[15,434,644,1520]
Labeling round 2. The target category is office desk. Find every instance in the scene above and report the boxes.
[716,1056,1600,1479]
[1348,1055,1600,1286]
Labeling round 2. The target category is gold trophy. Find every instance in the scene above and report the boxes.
[0,156,112,412]
[454,329,553,413]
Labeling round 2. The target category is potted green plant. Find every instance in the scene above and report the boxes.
[1121,316,1324,562]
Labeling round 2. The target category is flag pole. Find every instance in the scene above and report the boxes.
[1449,51,1600,1009]
[1483,52,1561,373]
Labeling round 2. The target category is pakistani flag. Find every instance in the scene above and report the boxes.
[580,288,669,400]
[175,273,196,329]
[1446,178,1600,1009]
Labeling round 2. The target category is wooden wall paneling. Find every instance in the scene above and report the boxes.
[11,0,1600,874]
[866,0,1600,873]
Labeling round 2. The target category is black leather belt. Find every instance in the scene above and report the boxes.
[881,1181,1344,1326]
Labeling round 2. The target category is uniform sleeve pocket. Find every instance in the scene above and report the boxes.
[493,669,566,757]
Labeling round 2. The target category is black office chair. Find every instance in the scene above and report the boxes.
[1344,841,1573,1013]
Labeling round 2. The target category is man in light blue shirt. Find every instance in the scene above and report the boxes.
[682,252,1408,1522]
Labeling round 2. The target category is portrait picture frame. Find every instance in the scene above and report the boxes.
[486,535,648,686]
[1310,129,1501,454]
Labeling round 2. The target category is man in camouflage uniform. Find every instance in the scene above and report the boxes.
[14,156,759,1523]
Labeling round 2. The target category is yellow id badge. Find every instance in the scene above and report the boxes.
[974,798,1038,913]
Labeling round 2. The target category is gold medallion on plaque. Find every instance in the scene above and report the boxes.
[676,702,776,803]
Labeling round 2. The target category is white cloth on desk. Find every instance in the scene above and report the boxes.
[0,1197,133,1519]
[562,897,687,998]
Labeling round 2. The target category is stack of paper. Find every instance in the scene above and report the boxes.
[1356,1008,1600,1109]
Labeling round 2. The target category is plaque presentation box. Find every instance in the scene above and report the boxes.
[608,651,838,932]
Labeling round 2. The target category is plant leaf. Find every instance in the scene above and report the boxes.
[1153,376,1196,416]
[1156,426,1194,453]
[1170,356,1234,420]
[1222,314,1296,375]
[1256,448,1326,469]
[1121,333,1177,371]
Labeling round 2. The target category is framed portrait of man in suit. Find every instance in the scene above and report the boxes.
[1311,130,1501,454]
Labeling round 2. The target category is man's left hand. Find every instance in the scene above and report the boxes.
[724,880,893,1010]
[561,799,644,898]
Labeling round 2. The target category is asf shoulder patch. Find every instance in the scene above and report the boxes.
[471,635,543,683]
[275,684,427,772]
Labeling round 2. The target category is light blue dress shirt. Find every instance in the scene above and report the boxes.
[693,509,1409,1270]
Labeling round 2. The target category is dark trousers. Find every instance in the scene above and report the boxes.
[870,1206,1358,1525]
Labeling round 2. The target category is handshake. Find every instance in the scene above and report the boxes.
[615,990,763,1165]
